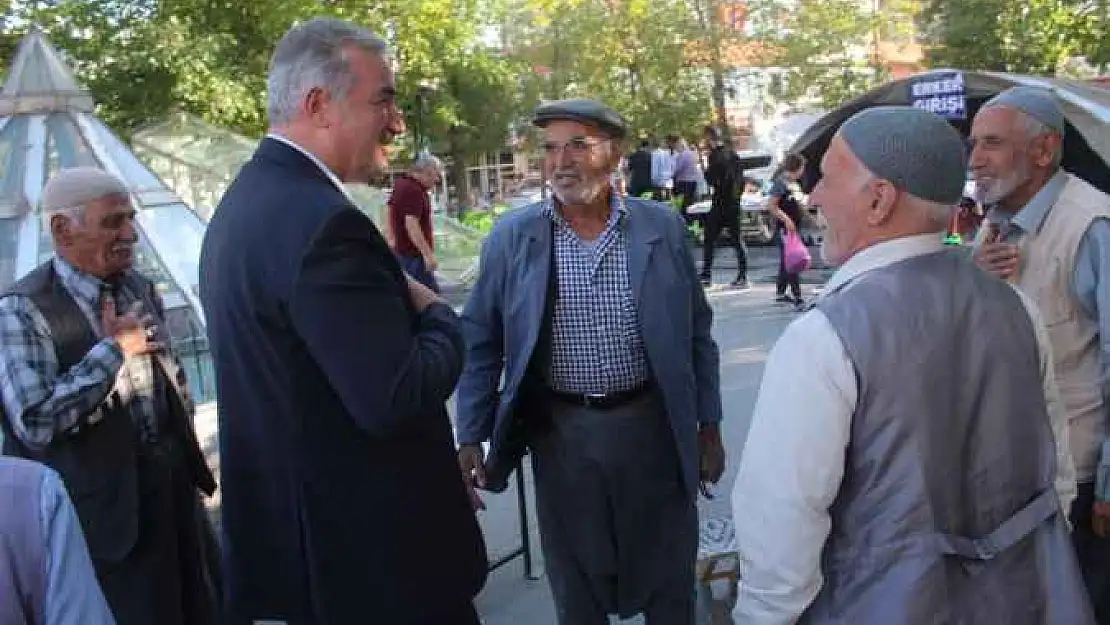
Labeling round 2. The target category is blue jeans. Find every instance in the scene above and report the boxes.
[396,253,440,293]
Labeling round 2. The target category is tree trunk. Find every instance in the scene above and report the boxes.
[706,0,731,143]
[449,125,470,216]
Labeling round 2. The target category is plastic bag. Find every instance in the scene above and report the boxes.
[783,230,811,274]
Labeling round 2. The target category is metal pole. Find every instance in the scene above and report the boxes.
[707,0,732,144]
[515,459,536,579]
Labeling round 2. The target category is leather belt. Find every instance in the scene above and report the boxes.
[547,380,655,410]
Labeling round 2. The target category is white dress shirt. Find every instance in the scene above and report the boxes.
[731,233,1076,625]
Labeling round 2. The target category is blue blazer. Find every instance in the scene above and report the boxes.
[455,198,722,495]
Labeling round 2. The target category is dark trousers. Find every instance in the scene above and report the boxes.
[701,201,747,279]
[675,181,698,219]
[776,231,801,299]
[395,253,440,293]
[651,187,672,202]
[532,393,696,625]
[97,453,221,625]
[1072,482,1110,624]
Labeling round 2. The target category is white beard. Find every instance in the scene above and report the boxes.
[552,177,609,206]
[975,166,1028,206]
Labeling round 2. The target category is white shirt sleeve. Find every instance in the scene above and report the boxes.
[731,310,856,625]
[1011,285,1077,516]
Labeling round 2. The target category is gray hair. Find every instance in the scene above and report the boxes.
[411,152,443,174]
[42,206,84,230]
[40,167,129,230]
[856,169,952,227]
[267,18,390,126]
[1017,111,1064,170]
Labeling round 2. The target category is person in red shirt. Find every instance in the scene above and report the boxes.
[388,154,443,291]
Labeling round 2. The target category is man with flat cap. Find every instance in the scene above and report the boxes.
[971,86,1110,622]
[456,98,724,624]
[0,167,221,625]
[732,106,1089,624]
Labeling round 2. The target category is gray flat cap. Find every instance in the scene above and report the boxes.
[981,86,1066,135]
[42,166,129,212]
[532,99,627,138]
[838,106,968,205]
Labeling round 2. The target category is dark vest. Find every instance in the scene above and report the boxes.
[801,250,1094,624]
[0,262,214,562]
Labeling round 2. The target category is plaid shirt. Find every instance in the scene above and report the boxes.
[543,195,649,394]
[0,258,163,450]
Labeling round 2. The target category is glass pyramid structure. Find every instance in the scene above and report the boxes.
[0,28,215,403]
[131,113,484,286]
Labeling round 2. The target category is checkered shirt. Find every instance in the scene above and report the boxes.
[543,195,650,394]
[0,258,163,449]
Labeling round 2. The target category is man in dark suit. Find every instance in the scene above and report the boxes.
[199,18,487,625]
[456,99,725,624]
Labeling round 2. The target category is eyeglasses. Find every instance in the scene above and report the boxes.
[541,137,608,156]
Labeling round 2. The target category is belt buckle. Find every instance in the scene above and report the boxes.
[584,392,607,407]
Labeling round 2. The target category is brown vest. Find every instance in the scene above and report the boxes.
[1010,173,1110,480]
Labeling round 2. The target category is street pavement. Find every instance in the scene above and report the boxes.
[194,245,821,624]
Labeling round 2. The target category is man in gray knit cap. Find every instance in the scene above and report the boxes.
[0,166,220,625]
[971,85,1110,623]
[732,106,1091,624]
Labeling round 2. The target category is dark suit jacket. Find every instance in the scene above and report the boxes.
[455,198,722,496]
[199,138,487,624]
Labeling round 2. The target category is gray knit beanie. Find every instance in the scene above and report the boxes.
[981,86,1066,135]
[837,106,968,205]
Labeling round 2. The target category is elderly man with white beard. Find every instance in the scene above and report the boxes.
[971,86,1110,624]
[732,106,1088,624]
[456,99,724,625]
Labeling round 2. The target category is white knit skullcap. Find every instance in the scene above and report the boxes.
[982,86,1066,136]
[41,167,129,212]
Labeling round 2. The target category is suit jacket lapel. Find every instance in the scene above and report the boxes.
[625,211,661,305]
[525,214,553,334]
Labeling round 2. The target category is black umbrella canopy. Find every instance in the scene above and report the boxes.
[788,70,1110,196]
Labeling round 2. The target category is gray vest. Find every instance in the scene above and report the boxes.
[801,251,1094,625]
[0,458,48,625]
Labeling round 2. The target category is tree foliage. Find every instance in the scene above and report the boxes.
[501,0,714,142]
[921,0,1096,74]
[747,0,886,109]
[0,0,525,157]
